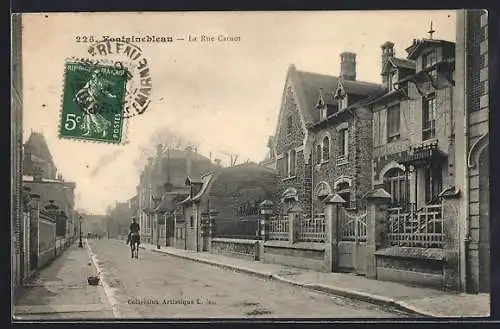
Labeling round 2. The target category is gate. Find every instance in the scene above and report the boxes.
[337,208,368,275]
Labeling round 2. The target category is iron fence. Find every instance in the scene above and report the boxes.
[296,214,326,242]
[269,215,289,241]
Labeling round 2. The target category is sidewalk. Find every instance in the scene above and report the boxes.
[14,242,114,320]
[139,242,490,318]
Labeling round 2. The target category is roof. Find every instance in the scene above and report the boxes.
[405,38,455,60]
[293,69,339,123]
[339,79,384,97]
[191,173,216,201]
[383,57,416,73]
[185,176,203,185]
[26,132,54,164]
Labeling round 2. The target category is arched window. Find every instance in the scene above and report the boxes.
[336,182,351,208]
[384,168,407,207]
[322,136,330,161]
[316,144,322,164]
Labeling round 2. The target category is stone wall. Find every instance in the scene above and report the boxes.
[210,238,259,261]
[262,241,327,272]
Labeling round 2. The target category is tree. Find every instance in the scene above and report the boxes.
[133,127,200,171]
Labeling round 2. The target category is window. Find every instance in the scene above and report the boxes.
[422,95,437,140]
[283,152,289,176]
[287,115,293,134]
[338,96,347,110]
[289,150,296,176]
[425,164,443,204]
[422,50,437,78]
[316,144,322,164]
[338,128,348,159]
[322,137,330,161]
[336,182,351,208]
[387,104,400,142]
[384,168,407,207]
[388,70,397,92]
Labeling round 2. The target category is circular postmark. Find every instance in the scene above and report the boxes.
[82,40,153,118]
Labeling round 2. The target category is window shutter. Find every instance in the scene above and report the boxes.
[379,109,388,144]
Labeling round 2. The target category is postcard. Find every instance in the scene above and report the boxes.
[11,10,490,320]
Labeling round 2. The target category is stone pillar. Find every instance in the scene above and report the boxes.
[259,200,274,260]
[208,209,218,253]
[288,205,302,244]
[440,187,461,291]
[172,210,177,247]
[365,188,392,279]
[201,211,210,251]
[324,194,346,272]
[30,193,40,270]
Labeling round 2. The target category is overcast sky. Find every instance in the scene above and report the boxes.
[21,10,456,214]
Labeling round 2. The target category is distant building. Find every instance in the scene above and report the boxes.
[177,162,278,250]
[137,145,217,244]
[22,132,76,239]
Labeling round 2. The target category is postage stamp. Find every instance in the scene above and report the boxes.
[87,40,153,119]
[59,60,128,144]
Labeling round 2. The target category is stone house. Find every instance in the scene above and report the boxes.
[177,163,278,251]
[270,53,383,218]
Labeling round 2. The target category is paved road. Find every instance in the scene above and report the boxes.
[87,239,408,319]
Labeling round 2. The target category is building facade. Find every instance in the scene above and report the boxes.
[11,13,23,298]
[270,53,383,219]
[454,9,490,293]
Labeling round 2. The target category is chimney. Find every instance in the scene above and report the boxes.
[156,144,163,156]
[381,41,395,72]
[33,166,43,182]
[340,52,356,81]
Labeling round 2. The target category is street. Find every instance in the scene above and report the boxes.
[88,239,408,318]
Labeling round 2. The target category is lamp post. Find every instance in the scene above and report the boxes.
[78,215,83,248]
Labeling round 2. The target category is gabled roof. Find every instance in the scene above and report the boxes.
[26,132,55,164]
[293,68,339,124]
[185,176,203,185]
[382,57,416,73]
[405,38,455,60]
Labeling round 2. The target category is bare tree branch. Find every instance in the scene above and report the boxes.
[134,127,200,172]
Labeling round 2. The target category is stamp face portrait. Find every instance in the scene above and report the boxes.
[60,61,127,143]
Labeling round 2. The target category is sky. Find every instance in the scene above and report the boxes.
[21,10,457,214]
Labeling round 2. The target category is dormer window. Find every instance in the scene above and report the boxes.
[388,70,397,92]
[287,115,293,134]
[338,96,348,110]
[422,50,437,78]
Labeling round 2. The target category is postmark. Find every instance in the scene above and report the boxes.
[87,40,153,118]
[59,60,128,144]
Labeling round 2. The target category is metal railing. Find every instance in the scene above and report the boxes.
[387,204,444,248]
[269,215,289,241]
[296,214,326,242]
[340,210,367,242]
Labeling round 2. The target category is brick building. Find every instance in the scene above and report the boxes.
[454,9,490,293]
[269,53,383,218]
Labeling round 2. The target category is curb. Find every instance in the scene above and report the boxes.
[141,245,435,317]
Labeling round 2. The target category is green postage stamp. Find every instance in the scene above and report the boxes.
[59,60,129,144]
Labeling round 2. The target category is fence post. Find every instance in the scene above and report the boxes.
[288,205,302,244]
[365,188,391,279]
[207,209,218,253]
[439,187,461,291]
[259,200,274,261]
[325,194,346,272]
